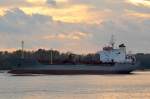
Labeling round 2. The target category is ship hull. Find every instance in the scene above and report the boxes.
[8,63,139,75]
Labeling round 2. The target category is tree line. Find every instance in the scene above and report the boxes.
[0,49,150,70]
[0,49,100,69]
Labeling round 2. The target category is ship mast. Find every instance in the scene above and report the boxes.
[110,35,115,49]
[21,40,24,59]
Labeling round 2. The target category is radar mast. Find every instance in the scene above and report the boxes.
[110,35,115,49]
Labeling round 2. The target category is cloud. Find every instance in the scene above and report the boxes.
[0,8,7,16]
[126,0,150,7]
[125,10,150,19]
[0,0,149,53]
[46,0,56,6]
[43,31,91,40]
[26,0,46,4]
[0,0,108,24]
[0,8,96,53]
[55,0,68,3]
[20,4,106,24]
[0,8,53,34]
[0,8,54,49]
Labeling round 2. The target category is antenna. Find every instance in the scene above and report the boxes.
[110,34,115,49]
[21,40,24,59]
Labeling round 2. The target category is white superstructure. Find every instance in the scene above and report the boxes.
[98,36,135,63]
[98,44,126,63]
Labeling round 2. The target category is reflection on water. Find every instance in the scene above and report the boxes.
[0,71,150,99]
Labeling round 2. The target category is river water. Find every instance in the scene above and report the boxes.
[0,71,150,99]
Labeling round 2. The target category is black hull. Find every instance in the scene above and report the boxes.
[8,69,132,75]
[8,62,139,75]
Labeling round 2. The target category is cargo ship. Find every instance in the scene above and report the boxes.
[8,36,139,75]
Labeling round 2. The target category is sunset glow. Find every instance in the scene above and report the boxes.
[0,0,149,53]
[55,0,69,3]
[26,0,46,4]
[127,0,150,7]
[43,32,90,40]
[20,4,103,24]
[0,1,150,99]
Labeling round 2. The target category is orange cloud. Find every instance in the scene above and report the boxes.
[129,12,150,18]
[20,4,106,24]
[26,0,46,5]
[55,0,69,3]
[126,0,150,7]
[0,8,8,16]
[43,31,91,41]
[0,0,108,24]
[126,10,150,19]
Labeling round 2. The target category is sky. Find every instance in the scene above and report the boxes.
[0,0,149,54]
